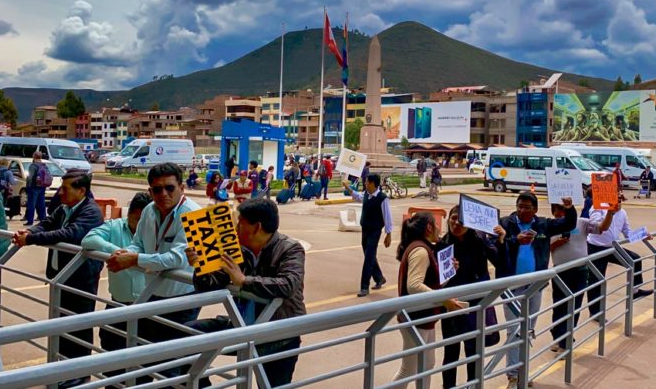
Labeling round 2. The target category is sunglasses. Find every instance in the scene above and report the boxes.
[151,184,177,194]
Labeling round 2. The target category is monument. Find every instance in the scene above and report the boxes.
[358,35,408,168]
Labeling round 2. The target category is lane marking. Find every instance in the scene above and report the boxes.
[0,277,110,294]
[306,285,397,309]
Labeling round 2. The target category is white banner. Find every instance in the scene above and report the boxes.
[545,168,584,205]
[437,244,456,285]
[336,148,367,178]
[381,101,471,143]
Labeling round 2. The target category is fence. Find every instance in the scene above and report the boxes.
[0,229,654,388]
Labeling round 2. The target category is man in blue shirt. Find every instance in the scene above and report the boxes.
[81,192,151,386]
[498,192,576,389]
[107,163,201,383]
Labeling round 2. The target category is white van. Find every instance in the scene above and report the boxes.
[466,150,489,164]
[106,139,194,171]
[0,137,91,173]
[551,145,654,187]
[484,147,603,193]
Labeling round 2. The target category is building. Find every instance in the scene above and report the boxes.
[32,106,76,139]
[195,95,232,138]
[75,113,90,139]
[225,98,262,122]
[89,112,103,142]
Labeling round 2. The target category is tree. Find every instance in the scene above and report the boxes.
[400,135,410,149]
[578,79,590,87]
[345,118,363,150]
[613,76,626,91]
[150,102,160,111]
[519,80,529,89]
[0,91,18,129]
[634,74,642,85]
[56,90,85,118]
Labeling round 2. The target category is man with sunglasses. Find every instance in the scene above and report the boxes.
[107,162,201,382]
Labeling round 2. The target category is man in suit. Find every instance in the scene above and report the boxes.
[13,169,104,388]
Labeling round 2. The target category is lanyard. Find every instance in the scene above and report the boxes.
[155,195,186,251]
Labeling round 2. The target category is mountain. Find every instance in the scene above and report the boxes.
[3,21,614,122]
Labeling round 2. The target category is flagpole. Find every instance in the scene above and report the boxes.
[340,12,348,151]
[279,22,284,128]
[318,8,326,162]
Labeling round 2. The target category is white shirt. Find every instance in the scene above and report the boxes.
[586,208,630,248]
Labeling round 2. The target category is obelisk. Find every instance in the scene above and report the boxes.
[359,35,406,168]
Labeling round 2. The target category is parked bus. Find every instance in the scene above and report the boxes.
[484,147,603,193]
[551,144,654,187]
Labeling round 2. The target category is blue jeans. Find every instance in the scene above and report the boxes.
[26,186,46,223]
[504,286,542,378]
[320,177,329,199]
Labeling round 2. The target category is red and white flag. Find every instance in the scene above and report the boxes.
[324,13,343,67]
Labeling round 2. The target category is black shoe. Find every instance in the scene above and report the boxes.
[357,289,369,297]
[372,277,387,290]
[58,377,90,388]
[633,289,653,300]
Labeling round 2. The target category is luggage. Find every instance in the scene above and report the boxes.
[313,181,322,198]
[300,182,315,200]
[276,188,293,204]
[5,195,21,219]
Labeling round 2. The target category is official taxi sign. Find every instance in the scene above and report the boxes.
[181,203,243,276]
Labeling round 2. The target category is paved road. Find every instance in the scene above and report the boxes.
[2,182,656,388]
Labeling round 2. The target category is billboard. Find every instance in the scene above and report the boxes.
[553,90,656,142]
[381,101,471,143]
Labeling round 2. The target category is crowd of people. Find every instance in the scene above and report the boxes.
[3,156,653,388]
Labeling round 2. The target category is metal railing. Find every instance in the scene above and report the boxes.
[0,230,654,388]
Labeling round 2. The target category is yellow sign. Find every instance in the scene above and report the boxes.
[181,203,244,276]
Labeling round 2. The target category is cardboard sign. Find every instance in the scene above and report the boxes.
[336,148,367,178]
[437,244,457,285]
[545,168,584,205]
[628,226,650,243]
[591,173,618,210]
[459,194,500,235]
[181,203,244,276]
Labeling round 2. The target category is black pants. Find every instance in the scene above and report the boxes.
[551,266,587,348]
[441,313,477,388]
[99,300,134,387]
[296,179,303,197]
[59,278,100,360]
[587,243,644,316]
[185,317,301,387]
[360,228,384,291]
[137,294,200,386]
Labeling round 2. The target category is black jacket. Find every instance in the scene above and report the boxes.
[439,229,503,288]
[26,196,104,286]
[497,206,576,278]
[194,231,306,322]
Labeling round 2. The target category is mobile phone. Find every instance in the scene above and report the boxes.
[525,229,537,236]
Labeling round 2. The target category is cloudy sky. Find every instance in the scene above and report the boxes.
[1,0,655,91]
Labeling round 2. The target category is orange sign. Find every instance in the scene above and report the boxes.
[591,173,618,210]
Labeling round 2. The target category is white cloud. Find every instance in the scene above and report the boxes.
[213,59,227,68]
[603,0,656,56]
[0,19,18,36]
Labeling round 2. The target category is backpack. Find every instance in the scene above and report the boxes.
[317,162,327,177]
[0,168,12,199]
[35,163,53,188]
[215,188,229,202]
[302,164,311,177]
[258,169,268,184]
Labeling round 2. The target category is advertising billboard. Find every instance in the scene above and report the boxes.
[381,101,471,143]
[553,90,656,142]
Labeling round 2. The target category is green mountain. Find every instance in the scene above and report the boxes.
[3,21,614,122]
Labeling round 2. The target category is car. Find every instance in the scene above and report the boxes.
[86,149,114,163]
[409,158,438,169]
[6,157,65,206]
[469,160,486,174]
[193,154,220,167]
[99,152,119,163]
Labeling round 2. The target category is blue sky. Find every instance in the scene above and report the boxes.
[1,0,655,91]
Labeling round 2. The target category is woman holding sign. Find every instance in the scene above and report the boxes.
[438,205,506,389]
[392,212,464,388]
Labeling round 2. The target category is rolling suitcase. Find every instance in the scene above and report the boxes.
[276,188,293,204]
[313,181,322,199]
[5,195,21,220]
[300,182,315,200]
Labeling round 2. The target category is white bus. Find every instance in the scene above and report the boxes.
[484,147,603,193]
[551,145,654,187]
[0,137,92,173]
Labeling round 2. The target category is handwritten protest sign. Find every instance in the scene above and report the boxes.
[336,148,367,178]
[437,244,456,285]
[628,226,650,243]
[545,168,584,205]
[459,194,500,235]
[181,203,243,276]
[591,173,618,210]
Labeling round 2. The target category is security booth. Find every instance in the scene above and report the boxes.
[217,119,286,180]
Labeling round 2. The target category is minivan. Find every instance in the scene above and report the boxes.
[106,139,194,171]
[0,137,92,173]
